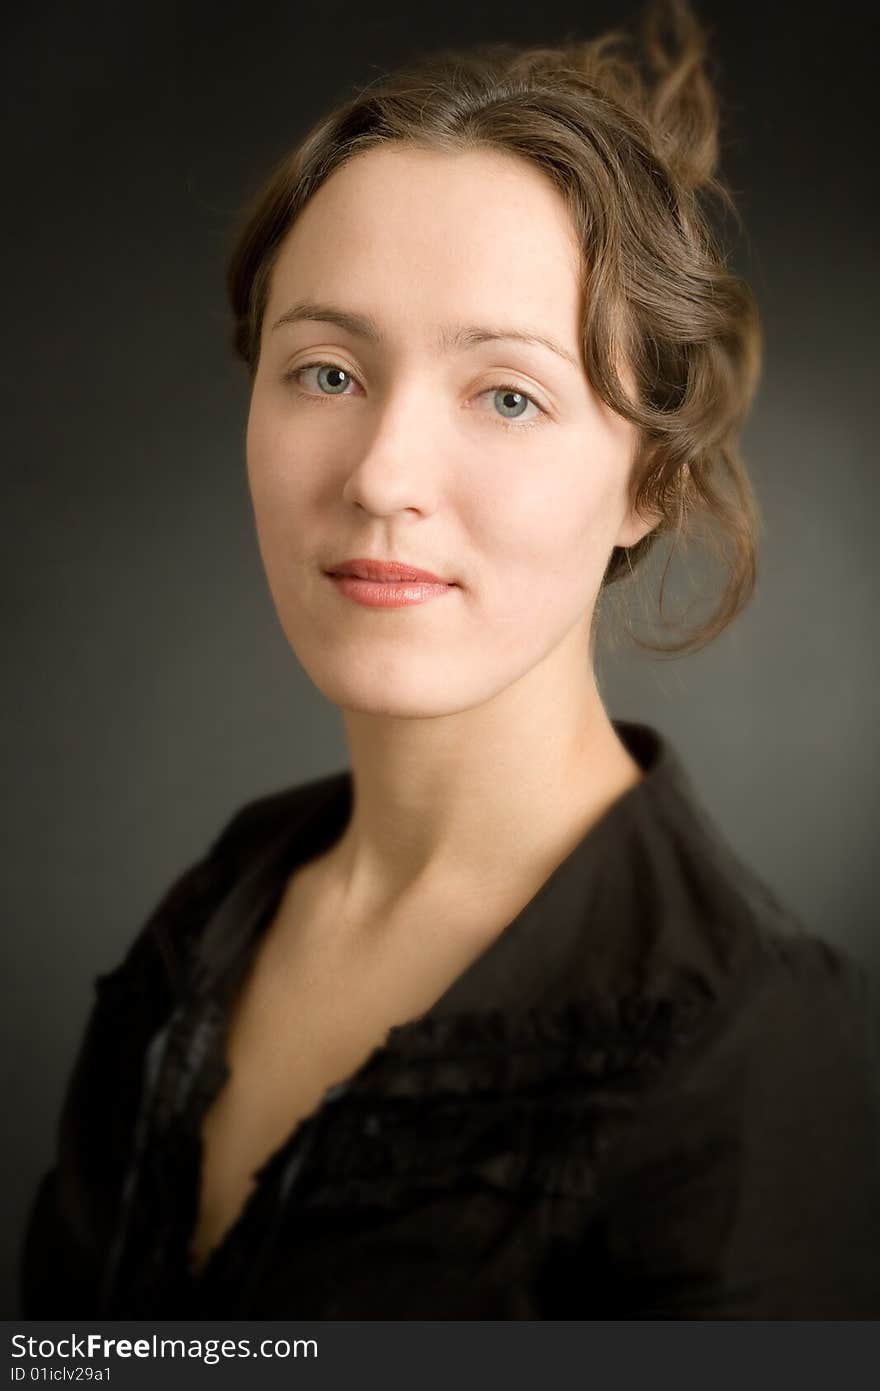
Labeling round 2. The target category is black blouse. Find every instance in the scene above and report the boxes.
[19,721,880,1319]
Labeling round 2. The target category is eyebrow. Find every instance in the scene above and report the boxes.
[270,299,582,371]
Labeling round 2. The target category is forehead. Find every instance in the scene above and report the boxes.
[267,145,584,331]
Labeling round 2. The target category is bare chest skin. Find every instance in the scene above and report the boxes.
[188,743,643,1275]
[188,859,500,1277]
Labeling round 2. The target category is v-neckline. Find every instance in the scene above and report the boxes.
[156,720,687,1297]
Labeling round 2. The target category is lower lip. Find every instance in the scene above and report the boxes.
[326,573,456,608]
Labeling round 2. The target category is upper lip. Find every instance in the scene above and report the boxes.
[326,558,455,584]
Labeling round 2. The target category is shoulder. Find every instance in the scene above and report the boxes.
[654,771,880,1120]
[559,735,880,1314]
[588,924,880,1316]
[606,736,876,1074]
[100,768,349,997]
[728,927,878,1075]
[553,732,867,1085]
[612,766,880,1213]
[708,926,880,1200]
[665,922,880,1168]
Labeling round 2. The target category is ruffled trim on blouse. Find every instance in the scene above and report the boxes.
[298,973,719,1208]
[100,959,722,1314]
[375,976,717,1079]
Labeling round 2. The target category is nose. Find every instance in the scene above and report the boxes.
[340,384,444,518]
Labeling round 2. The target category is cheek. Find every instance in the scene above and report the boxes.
[246,401,294,503]
[245,403,323,551]
[465,452,616,611]
[243,418,320,622]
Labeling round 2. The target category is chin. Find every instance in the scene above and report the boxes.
[295,650,494,721]
[308,668,469,720]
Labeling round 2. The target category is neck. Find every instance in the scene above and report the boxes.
[322,652,643,926]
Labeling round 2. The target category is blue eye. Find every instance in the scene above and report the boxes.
[284,361,546,429]
[287,362,353,395]
[284,362,355,396]
[490,386,539,424]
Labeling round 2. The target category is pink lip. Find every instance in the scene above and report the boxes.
[327,558,452,584]
[326,573,455,608]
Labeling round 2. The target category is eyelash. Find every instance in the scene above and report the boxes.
[282,360,547,432]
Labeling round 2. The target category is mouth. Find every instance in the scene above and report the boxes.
[325,558,457,585]
[323,567,458,610]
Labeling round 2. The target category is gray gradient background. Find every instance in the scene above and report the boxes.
[4,0,877,1319]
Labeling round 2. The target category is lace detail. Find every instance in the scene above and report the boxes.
[288,972,721,1212]
[101,958,721,1317]
[361,971,718,1093]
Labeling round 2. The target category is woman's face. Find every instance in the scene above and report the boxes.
[246,144,654,718]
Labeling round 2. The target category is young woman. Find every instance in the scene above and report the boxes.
[21,0,880,1318]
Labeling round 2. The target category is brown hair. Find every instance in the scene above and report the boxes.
[226,0,763,657]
